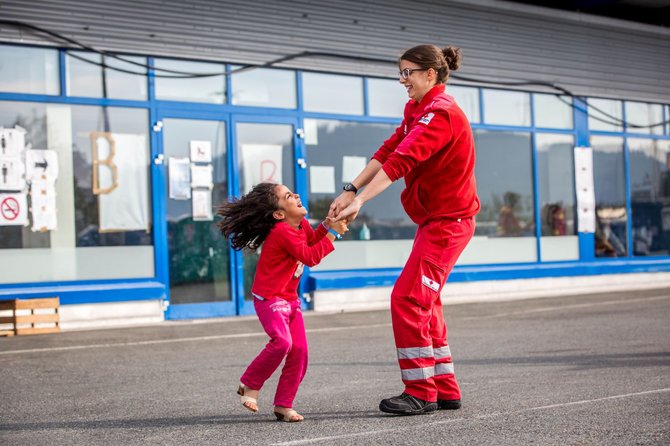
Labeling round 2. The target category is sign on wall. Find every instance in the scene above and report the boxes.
[574,146,596,233]
[0,193,28,226]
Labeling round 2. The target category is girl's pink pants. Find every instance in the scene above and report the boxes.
[240,297,307,408]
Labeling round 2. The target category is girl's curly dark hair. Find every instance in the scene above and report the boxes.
[217,182,280,251]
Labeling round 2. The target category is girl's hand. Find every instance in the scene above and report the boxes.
[332,219,349,236]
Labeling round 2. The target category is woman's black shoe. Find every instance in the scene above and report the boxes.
[437,399,461,410]
[379,393,438,415]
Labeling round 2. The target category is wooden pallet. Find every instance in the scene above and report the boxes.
[0,297,60,336]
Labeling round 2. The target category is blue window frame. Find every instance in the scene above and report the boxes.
[1,42,670,315]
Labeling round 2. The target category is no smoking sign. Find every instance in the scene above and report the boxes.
[0,193,28,226]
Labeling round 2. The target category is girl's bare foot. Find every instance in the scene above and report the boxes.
[237,383,259,413]
[274,406,304,422]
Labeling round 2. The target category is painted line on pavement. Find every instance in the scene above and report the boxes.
[3,294,667,355]
[0,323,391,355]
[460,294,670,320]
[271,388,670,445]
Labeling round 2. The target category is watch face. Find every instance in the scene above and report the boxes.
[344,183,357,192]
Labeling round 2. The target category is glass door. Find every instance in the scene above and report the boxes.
[232,118,303,315]
[160,115,234,319]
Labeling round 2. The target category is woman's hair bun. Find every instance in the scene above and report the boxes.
[442,45,462,71]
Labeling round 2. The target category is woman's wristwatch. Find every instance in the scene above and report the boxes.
[343,183,358,194]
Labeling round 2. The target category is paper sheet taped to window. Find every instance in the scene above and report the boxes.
[94,133,150,232]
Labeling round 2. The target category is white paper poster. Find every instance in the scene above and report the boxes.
[309,165,335,194]
[0,193,28,226]
[97,134,150,232]
[0,157,26,191]
[304,119,318,146]
[169,157,191,200]
[190,164,213,189]
[241,144,283,194]
[189,140,212,163]
[30,180,57,232]
[342,156,367,183]
[574,147,596,233]
[0,126,26,157]
[25,149,59,183]
[192,189,213,221]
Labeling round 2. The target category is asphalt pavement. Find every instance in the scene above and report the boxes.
[1,288,669,445]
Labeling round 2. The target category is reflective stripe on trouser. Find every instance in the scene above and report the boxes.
[391,217,474,402]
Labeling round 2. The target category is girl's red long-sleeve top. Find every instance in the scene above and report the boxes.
[251,219,334,301]
[373,84,480,225]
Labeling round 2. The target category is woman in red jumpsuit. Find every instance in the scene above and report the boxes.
[331,44,480,415]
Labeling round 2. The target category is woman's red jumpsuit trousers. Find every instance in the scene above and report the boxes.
[391,216,475,402]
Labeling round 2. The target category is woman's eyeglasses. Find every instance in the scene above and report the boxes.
[399,68,429,79]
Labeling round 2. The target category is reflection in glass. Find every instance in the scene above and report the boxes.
[474,130,535,237]
[155,58,225,103]
[236,123,295,300]
[0,45,59,95]
[625,101,663,135]
[302,72,364,115]
[588,98,623,132]
[231,66,296,108]
[628,138,670,256]
[367,78,406,118]
[305,119,407,239]
[448,85,480,123]
[591,135,627,257]
[163,118,229,304]
[482,89,530,127]
[534,94,573,129]
[536,134,576,236]
[67,51,149,100]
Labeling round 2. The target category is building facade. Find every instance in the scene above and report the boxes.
[1,0,669,328]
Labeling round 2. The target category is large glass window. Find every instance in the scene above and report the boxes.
[588,98,623,132]
[0,102,153,283]
[448,85,480,124]
[66,51,148,100]
[302,73,364,115]
[0,45,59,95]
[536,133,578,261]
[462,130,537,264]
[625,101,664,136]
[482,89,531,127]
[163,118,229,304]
[154,59,225,103]
[367,78,406,118]
[628,138,670,256]
[236,122,296,298]
[304,119,409,271]
[591,135,627,257]
[534,94,573,129]
[230,66,296,108]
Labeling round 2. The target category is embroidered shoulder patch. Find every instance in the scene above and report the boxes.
[418,112,435,125]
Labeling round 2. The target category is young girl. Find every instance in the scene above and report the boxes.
[217,182,348,422]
